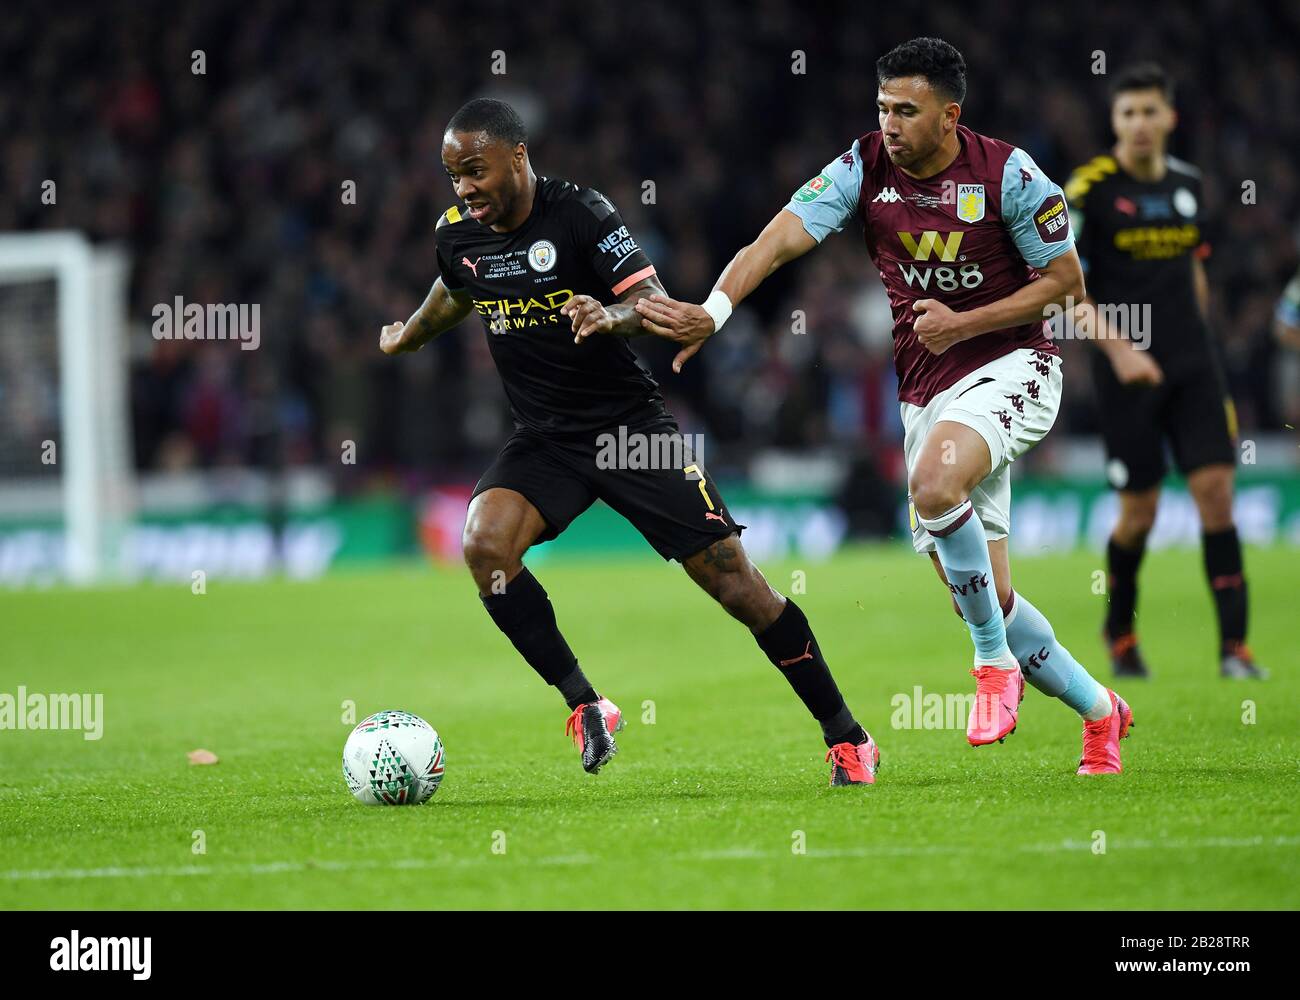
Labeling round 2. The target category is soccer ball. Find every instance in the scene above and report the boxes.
[342,710,446,805]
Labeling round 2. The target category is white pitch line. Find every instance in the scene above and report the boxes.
[2,835,1296,882]
[694,835,1300,862]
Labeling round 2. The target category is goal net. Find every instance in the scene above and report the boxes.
[0,232,133,585]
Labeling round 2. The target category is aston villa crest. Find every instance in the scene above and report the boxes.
[956,183,985,223]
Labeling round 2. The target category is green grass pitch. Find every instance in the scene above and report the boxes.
[1,542,1295,909]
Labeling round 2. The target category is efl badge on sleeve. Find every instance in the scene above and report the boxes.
[794,173,834,203]
[956,183,985,223]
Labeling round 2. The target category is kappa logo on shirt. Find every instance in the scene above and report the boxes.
[873,187,903,204]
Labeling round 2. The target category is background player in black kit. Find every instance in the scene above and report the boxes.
[378,99,880,784]
[1067,64,1266,680]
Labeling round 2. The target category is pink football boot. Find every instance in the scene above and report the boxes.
[1077,690,1134,775]
[967,664,1024,746]
[826,734,881,786]
[564,697,625,774]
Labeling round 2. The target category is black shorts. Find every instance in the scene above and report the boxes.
[1092,356,1238,492]
[471,418,744,561]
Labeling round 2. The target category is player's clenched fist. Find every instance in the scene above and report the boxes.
[379,320,413,355]
[912,298,968,356]
[561,294,615,343]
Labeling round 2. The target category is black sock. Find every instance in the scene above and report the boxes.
[754,599,861,747]
[1105,535,1147,639]
[1203,526,1248,651]
[480,567,595,707]
[556,666,599,711]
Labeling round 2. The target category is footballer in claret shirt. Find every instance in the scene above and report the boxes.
[638,37,1133,775]
[379,99,880,786]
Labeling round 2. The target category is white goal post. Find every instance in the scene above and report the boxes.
[0,231,133,584]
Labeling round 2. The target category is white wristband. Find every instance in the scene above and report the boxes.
[701,289,733,333]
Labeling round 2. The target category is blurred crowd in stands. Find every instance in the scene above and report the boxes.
[3,0,1297,491]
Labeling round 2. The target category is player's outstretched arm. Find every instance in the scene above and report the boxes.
[379,278,473,355]
[912,248,1086,356]
[635,209,817,372]
[561,273,667,343]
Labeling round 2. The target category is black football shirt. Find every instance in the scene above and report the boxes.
[434,177,667,435]
[1066,153,1215,379]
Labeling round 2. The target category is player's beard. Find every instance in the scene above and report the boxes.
[890,132,941,172]
[887,144,917,169]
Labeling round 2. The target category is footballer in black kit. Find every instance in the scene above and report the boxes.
[379,98,880,785]
[1070,142,1232,491]
[435,174,733,560]
[1067,63,1265,680]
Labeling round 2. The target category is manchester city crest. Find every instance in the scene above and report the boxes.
[528,240,557,272]
[956,183,985,223]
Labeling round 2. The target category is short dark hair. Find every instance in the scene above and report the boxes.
[445,98,527,146]
[1109,62,1175,105]
[876,37,967,104]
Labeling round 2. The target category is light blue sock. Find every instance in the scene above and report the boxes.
[969,615,1008,662]
[1004,591,1110,719]
[920,500,1009,663]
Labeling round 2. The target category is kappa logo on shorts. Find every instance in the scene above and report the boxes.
[991,408,1012,431]
[1028,353,1052,376]
[1022,379,1041,400]
[1004,392,1025,414]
